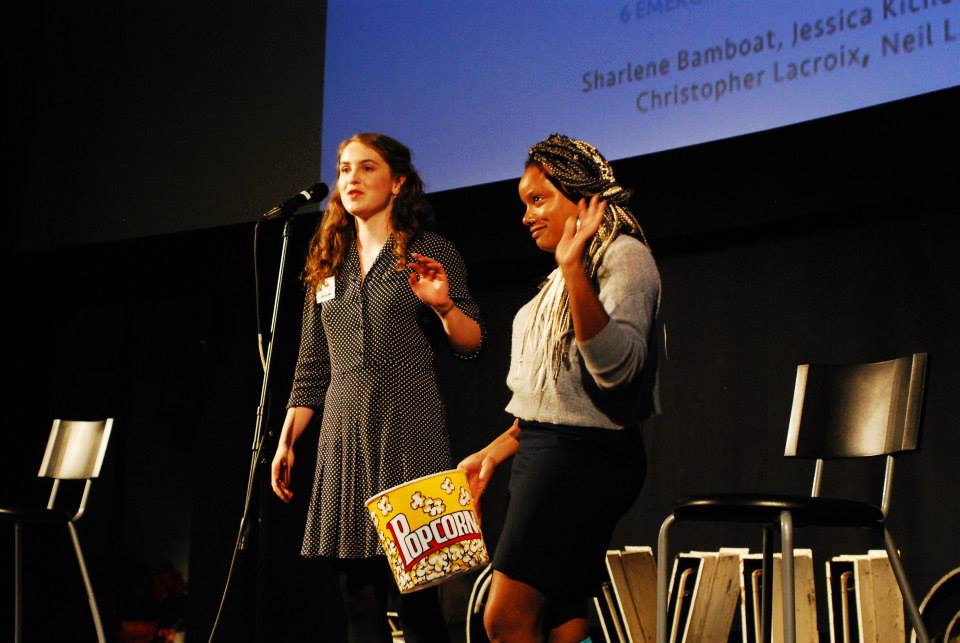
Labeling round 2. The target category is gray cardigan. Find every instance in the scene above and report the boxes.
[505,235,661,430]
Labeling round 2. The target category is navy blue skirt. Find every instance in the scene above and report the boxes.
[492,420,646,601]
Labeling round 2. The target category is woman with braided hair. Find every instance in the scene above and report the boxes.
[459,134,660,642]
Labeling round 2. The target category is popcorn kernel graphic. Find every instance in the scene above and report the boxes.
[440,476,455,494]
[425,498,445,517]
[409,491,426,510]
[428,551,449,572]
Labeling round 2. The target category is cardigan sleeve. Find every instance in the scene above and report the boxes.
[576,237,660,391]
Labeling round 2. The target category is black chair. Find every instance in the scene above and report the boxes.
[1,419,113,643]
[655,354,931,643]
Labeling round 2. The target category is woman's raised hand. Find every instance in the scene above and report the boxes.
[554,194,606,270]
[407,253,454,314]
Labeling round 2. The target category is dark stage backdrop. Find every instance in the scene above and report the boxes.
[6,3,958,642]
[14,1,327,250]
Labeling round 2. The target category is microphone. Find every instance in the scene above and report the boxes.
[261,182,329,220]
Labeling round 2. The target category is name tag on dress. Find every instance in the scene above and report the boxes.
[316,276,336,303]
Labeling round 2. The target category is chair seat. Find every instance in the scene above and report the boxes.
[0,505,74,524]
[672,493,884,528]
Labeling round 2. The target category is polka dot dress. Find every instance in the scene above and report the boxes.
[288,231,482,559]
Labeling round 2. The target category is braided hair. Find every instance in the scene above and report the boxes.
[522,133,649,385]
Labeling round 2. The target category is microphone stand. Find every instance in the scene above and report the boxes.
[209,212,301,643]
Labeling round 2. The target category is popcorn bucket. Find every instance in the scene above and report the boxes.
[365,469,489,593]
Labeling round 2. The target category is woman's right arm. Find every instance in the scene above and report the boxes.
[456,419,521,502]
[271,406,315,503]
[273,289,330,503]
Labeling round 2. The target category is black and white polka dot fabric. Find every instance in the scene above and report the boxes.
[288,231,482,559]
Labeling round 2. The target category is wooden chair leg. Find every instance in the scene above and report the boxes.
[761,524,775,643]
[780,511,796,643]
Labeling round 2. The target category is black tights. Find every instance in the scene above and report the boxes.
[336,558,450,643]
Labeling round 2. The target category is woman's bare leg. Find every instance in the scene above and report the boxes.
[484,571,545,643]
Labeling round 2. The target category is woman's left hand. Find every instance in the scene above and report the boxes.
[407,253,454,313]
[456,451,497,517]
[554,193,606,270]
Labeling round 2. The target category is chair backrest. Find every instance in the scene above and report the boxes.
[38,419,114,480]
[785,353,926,459]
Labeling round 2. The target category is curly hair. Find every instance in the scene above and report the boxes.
[303,133,434,291]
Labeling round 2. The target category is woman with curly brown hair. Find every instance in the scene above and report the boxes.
[271,133,482,642]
